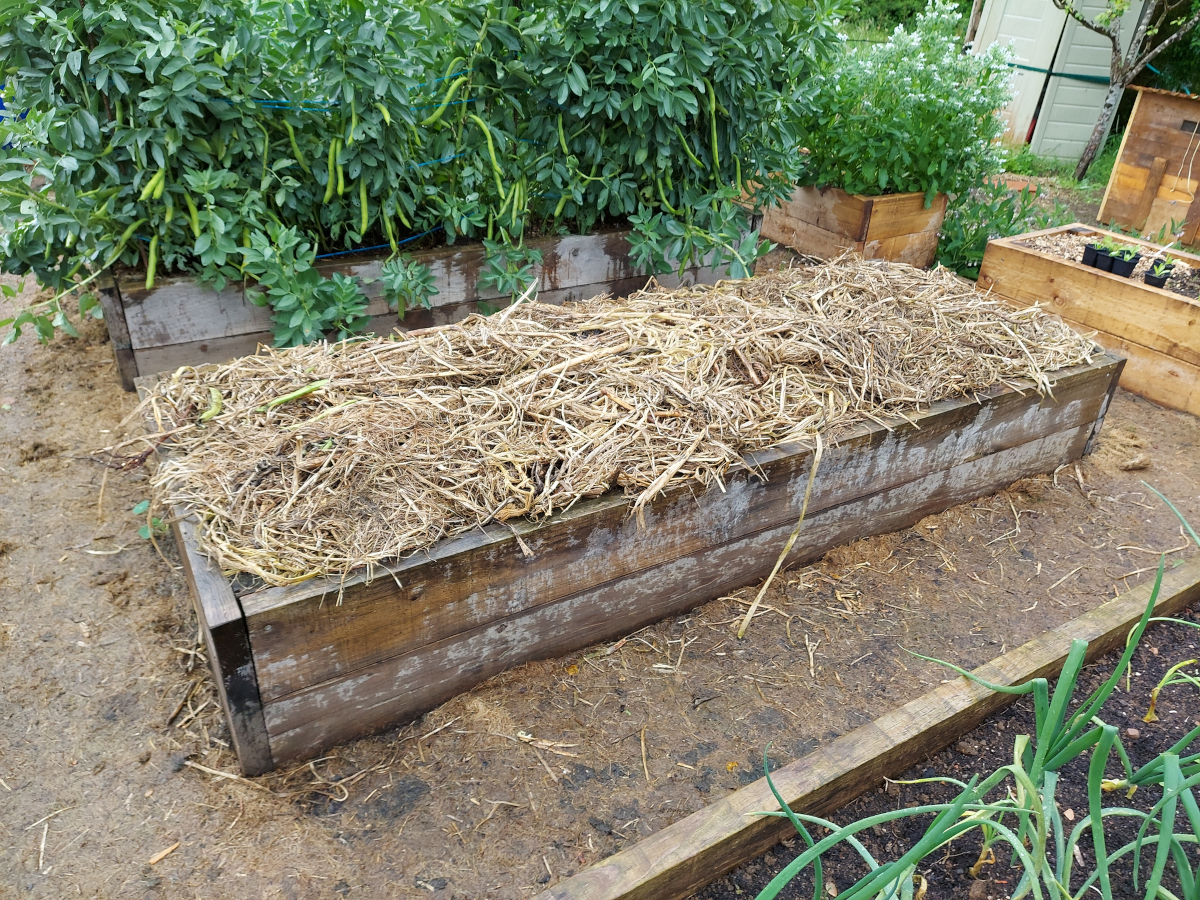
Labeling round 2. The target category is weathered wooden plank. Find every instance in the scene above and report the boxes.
[863,230,940,267]
[97,279,139,391]
[764,186,872,240]
[171,514,272,776]
[1133,156,1168,230]
[241,357,1121,704]
[533,553,1200,900]
[1084,323,1200,417]
[117,231,722,352]
[977,229,1200,369]
[760,187,945,267]
[759,213,860,260]
[862,192,947,242]
[262,417,1101,762]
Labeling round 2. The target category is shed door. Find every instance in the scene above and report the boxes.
[972,0,1067,146]
[1029,0,1146,158]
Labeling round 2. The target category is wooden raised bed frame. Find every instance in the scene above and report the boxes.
[759,186,948,267]
[978,223,1200,418]
[103,229,725,392]
[158,352,1124,775]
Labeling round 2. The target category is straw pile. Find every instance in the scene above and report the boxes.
[131,258,1097,586]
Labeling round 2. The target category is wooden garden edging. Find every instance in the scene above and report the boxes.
[978,223,1200,417]
[534,552,1200,900]
[104,229,725,391]
[151,352,1123,775]
[759,186,947,267]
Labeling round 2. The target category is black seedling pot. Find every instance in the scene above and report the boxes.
[1095,250,1115,272]
[1110,253,1141,278]
[1145,265,1174,288]
[1081,243,1100,267]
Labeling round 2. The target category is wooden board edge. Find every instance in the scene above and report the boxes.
[1099,90,1141,222]
[97,280,139,392]
[172,514,273,776]
[535,554,1200,900]
[1083,352,1125,455]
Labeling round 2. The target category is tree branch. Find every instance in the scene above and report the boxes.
[1128,7,1200,76]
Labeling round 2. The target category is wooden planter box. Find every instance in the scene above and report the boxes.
[978,224,1200,417]
[759,186,948,267]
[101,230,726,391]
[157,353,1123,774]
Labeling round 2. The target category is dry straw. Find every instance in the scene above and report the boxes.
[129,258,1096,586]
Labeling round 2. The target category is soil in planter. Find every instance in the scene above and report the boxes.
[3,267,1200,899]
[1018,231,1200,300]
[695,608,1200,900]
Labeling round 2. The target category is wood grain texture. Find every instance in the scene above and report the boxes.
[97,280,138,391]
[1098,89,1200,245]
[172,513,272,776]
[760,187,945,266]
[533,553,1200,900]
[862,191,947,242]
[1134,157,1168,230]
[262,414,1106,763]
[241,357,1121,706]
[1085,324,1200,417]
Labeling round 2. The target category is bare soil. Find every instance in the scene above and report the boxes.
[696,611,1200,900]
[3,276,1200,899]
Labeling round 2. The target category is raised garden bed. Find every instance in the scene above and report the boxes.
[978,224,1200,418]
[145,351,1123,775]
[101,229,726,392]
[759,187,947,267]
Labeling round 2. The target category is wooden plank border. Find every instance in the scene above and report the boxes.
[172,513,273,775]
[536,553,1200,900]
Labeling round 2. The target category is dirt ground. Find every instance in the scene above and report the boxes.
[3,275,1200,899]
[698,612,1200,899]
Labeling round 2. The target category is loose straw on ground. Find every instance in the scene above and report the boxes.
[119,257,1097,587]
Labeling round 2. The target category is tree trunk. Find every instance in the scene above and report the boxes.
[966,0,985,45]
[1074,79,1126,180]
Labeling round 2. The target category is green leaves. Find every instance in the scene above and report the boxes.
[796,0,1014,201]
[1,0,843,349]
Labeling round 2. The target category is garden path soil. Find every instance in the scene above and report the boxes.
[696,610,1200,900]
[3,274,1200,900]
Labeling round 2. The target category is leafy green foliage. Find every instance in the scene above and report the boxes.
[240,226,369,346]
[936,180,1072,279]
[479,237,543,303]
[795,0,1012,204]
[0,0,846,346]
[131,498,166,539]
[378,255,437,317]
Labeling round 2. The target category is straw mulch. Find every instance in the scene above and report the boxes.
[128,258,1097,586]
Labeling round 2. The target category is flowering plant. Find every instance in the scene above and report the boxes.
[795,0,1013,204]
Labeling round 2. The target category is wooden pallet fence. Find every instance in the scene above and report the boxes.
[978,223,1200,417]
[759,186,948,267]
[156,353,1122,775]
[535,552,1200,900]
[103,230,726,391]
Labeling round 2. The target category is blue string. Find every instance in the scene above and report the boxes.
[314,224,443,259]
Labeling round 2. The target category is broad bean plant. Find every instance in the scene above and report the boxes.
[0,0,845,346]
[795,0,1013,206]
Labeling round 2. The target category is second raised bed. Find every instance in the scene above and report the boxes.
[978,224,1200,417]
